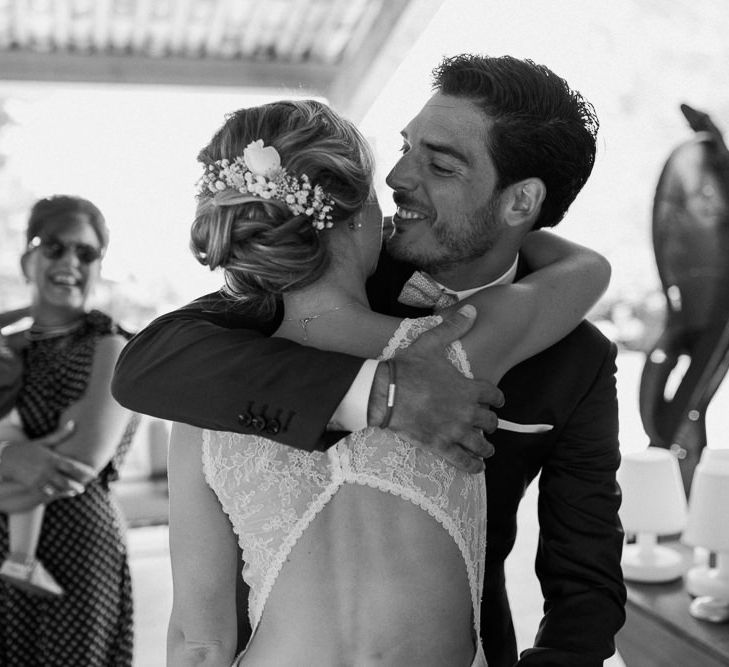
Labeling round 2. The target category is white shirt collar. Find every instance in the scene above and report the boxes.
[435,255,519,301]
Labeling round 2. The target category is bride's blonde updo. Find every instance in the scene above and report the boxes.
[191,99,374,315]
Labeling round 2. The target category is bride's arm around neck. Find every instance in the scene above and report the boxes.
[458,230,611,383]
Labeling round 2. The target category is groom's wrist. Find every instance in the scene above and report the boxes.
[330,360,378,432]
[366,362,389,428]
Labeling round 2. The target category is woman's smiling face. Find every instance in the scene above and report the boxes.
[22,215,103,317]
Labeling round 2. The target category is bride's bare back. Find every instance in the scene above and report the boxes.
[242,482,475,666]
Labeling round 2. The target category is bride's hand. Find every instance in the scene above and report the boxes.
[368,305,503,473]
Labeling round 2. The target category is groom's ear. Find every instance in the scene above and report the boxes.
[502,178,546,228]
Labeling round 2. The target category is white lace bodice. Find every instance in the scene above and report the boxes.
[201,316,487,647]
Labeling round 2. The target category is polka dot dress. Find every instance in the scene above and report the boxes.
[0,310,137,667]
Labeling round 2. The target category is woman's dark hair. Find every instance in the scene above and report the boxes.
[191,99,374,316]
[26,195,108,249]
[432,54,599,229]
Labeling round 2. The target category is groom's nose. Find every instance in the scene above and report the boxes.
[386,152,417,193]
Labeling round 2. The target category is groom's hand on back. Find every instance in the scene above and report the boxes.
[367,305,503,473]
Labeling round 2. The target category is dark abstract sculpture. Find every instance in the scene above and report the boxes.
[640,104,729,494]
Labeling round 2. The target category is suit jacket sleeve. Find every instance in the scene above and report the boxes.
[111,300,365,452]
[518,342,626,666]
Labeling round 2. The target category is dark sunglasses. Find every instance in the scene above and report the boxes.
[28,236,103,265]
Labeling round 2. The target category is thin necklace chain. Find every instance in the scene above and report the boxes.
[25,318,84,341]
[282,301,358,341]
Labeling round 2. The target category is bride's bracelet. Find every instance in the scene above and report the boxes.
[379,359,397,429]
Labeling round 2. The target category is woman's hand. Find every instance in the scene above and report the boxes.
[0,422,95,496]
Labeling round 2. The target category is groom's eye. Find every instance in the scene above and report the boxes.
[431,162,455,175]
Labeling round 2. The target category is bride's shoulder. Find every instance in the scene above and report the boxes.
[378,315,443,360]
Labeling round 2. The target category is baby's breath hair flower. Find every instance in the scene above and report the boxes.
[197,140,335,230]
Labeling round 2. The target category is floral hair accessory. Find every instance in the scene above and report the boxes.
[197,139,335,230]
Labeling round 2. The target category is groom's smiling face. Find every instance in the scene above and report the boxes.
[385,92,507,282]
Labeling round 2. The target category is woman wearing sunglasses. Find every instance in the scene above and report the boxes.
[0,196,136,666]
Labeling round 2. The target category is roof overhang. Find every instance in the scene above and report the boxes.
[0,0,444,120]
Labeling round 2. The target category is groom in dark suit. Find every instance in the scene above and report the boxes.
[112,54,625,666]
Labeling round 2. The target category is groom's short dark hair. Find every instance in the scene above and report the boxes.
[433,54,599,229]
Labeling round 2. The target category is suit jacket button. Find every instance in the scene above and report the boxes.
[251,415,266,431]
[238,412,253,427]
[265,419,281,435]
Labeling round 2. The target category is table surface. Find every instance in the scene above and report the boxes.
[617,545,729,666]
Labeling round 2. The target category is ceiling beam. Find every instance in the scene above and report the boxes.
[0,0,445,115]
[0,49,336,92]
[327,0,445,121]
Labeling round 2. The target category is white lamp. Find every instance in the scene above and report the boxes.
[682,456,729,621]
[687,448,729,571]
[618,447,688,582]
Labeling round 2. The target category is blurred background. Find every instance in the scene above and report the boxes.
[1,1,728,665]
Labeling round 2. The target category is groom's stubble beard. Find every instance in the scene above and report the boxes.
[386,196,503,275]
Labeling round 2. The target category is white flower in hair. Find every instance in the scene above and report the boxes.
[242,139,282,178]
[196,139,335,230]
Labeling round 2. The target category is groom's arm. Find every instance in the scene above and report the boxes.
[112,297,503,462]
[520,340,626,666]
[112,307,362,452]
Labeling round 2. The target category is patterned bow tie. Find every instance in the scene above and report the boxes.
[397,271,460,310]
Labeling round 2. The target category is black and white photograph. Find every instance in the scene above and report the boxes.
[1,1,728,665]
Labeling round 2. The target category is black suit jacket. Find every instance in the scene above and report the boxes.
[113,249,625,666]
[368,250,626,666]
